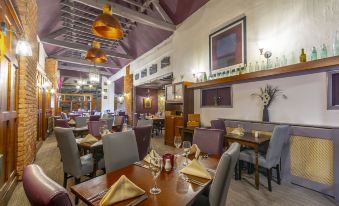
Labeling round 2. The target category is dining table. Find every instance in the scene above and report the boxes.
[226,132,270,190]
[71,155,220,206]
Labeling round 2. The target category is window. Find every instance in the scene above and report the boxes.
[327,71,339,109]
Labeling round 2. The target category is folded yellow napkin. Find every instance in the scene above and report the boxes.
[143,149,161,163]
[80,134,98,144]
[180,159,212,179]
[230,128,244,136]
[189,144,201,159]
[68,119,76,124]
[99,175,145,206]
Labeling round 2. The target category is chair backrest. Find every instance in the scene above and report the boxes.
[54,127,82,178]
[100,118,114,130]
[133,126,152,160]
[102,131,139,173]
[118,111,125,116]
[192,128,224,155]
[89,115,101,121]
[209,143,240,206]
[114,116,125,126]
[265,125,290,168]
[211,119,226,134]
[137,119,153,127]
[23,164,73,206]
[55,119,71,128]
[88,121,106,137]
[133,113,139,127]
[75,116,88,128]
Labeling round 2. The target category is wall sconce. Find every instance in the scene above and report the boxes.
[107,80,111,85]
[1,21,32,56]
[76,85,81,89]
[50,88,55,94]
[118,95,124,104]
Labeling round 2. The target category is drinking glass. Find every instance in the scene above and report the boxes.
[182,141,191,166]
[174,136,182,155]
[149,156,163,195]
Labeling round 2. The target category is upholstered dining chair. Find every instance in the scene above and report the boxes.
[100,118,114,131]
[211,119,228,148]
[193,142,241,206]
[102,130,139,173]
[54,127,95,204]
[75,116,88,128]
[238,125,289,191]
[55,119,71,128]
[193,128,225,155]
[60,112,69,120]
[112,116,125,132]
[89,115,101,121]
[88,121,106,137]
[23,164,73,206]
[133,126,152,159]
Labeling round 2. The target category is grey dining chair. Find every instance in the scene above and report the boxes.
[102,130,139,173]
[75,116,88,128]
[238,125,289,191]
[54,127,95,204]
[193,142,241,206]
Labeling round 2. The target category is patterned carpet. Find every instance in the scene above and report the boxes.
[8,134,337,206]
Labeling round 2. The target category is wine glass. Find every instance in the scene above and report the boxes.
[149,156,163,195]
[182,141,191,166]
[99,125,107,136]
[174,136,182,156]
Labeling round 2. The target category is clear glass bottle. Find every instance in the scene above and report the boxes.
[261,60,266,70]
[248,62,253,73]
[291,51,297,64]
[255,61,260,71]
[311,46,317,61]
[321,44,328,59]
[274,57,280,68]
[333,31,339,56]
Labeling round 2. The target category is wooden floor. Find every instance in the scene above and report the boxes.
[8,134,338,206]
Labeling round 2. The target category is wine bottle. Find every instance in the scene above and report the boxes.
[300,48,307,62]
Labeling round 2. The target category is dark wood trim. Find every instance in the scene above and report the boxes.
[4,0,24,34]
[0,171,17,206]
[189,56,339,89]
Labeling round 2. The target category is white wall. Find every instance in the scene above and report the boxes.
[101,76,115,112]
[111,0,339,126]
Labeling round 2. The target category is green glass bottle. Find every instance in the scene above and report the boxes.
[300,48,307,63]
[311,46,317,61]
[321,44,328,59]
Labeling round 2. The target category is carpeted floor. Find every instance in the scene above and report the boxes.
[8,134,338,206]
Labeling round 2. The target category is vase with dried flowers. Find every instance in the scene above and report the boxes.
[251,85,287,122]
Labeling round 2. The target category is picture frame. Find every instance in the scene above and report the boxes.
[143,98,152,109]
[141,69,147,78]
[209,16,246,76]
[149,64,157,75]
[135,73,140,80]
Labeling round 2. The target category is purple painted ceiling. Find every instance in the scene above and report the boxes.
[37,0,209,79]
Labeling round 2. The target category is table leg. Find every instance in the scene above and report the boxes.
[255,147,259,190]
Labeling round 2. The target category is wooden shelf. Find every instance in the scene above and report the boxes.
[188,56,339,89]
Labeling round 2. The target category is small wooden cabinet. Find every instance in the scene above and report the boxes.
[201,86,232,107]
[164,115,183,146]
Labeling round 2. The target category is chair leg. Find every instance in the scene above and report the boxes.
[267,168,272,192]
[276,164,281,185]
[238,160,242,180]
[74,178,81,205]
[63,173,68,188]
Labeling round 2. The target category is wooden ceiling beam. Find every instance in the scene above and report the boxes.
[51,55,118,69]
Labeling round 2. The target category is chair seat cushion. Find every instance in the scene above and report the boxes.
[80,154,94,176]
[239,149,268,168]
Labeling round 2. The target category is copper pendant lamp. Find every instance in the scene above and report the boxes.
[92,4,124,40]
[85,41,108,63]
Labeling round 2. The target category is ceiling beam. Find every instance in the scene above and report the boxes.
[118,41,132,57]
[151,0,173,23]
[63,32,116,48]
[73,0,175,31]
[51,55,118,69]
[120,0,150,11]
[45,28,68,39]
[42,38,133,60]
[59,65,113,76]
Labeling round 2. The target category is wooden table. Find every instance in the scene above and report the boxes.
[71,155,219,206]
[226,132,270,190]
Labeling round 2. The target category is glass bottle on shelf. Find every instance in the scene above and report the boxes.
[255,61,260,71]
[274,57,280,68]
[310,46,317,61]
[321,44,328,59]
[291,51,297,64]
[299,48,307,62]
[261,60,266,70]
[248,62,253,73]
[333,31,339,56]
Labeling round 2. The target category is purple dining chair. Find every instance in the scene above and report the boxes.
[193,128,224,155]
[88,121,106,137]
[133,126,152,160]
[23,164,73,206]
[55,119,71,128]
[211,119,226,134]
[112,116,125,132]
[89,115,101,121]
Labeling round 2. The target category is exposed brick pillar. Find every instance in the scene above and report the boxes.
[45,58,59,115]
[15,0,38,179]
[124,66,133,125]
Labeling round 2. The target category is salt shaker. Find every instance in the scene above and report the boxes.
[165,159,172,172]
[254,131,259,141]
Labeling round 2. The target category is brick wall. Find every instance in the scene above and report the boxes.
[15,0,38,178]
[124,66,133,125]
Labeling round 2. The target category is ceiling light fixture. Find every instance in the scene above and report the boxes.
[92,4,124,40]
[85,41,107,63]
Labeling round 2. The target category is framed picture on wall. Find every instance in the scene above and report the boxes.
[135,73,140,80]
[143,98,152,109]
[141,69,147,78]
[209,16,246,76]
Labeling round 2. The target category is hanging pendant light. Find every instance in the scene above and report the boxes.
[85,41,107,63]
[92,4,124,40]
